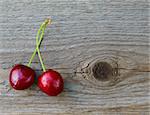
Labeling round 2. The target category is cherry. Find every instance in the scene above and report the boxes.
[9,19,51,90]
[9,64,35,90]
[38,69,64,96]
[9,19,64,96]
[33,19,64,96]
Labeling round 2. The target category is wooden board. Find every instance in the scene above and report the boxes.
[0,0,149,114]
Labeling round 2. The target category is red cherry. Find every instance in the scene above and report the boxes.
[9,64,35,90]
[38,69,64,96]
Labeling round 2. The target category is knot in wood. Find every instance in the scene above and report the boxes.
[92,62,113,81]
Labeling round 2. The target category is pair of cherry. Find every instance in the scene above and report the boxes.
[9,19,64,96]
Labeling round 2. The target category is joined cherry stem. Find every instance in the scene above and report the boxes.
[27,19,51,72]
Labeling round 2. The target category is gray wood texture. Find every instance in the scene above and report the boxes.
[0,0,149,114]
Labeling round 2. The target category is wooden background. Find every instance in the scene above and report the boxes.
[0,0,149,114]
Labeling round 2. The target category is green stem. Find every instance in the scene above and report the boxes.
[36,27,46,72]
[27,19,51,72]
[27,24,44,67]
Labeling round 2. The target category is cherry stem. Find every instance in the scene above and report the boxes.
[36,27,46,72]
[27,19,51,72]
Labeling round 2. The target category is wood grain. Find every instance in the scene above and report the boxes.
[0,0,149,114]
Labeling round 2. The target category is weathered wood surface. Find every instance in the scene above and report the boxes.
[0,0,149,114]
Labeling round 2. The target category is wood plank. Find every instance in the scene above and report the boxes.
[0,0,149,114]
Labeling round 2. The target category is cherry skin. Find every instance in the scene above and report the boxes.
[9,64,35,90]
[38,69,64,96]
